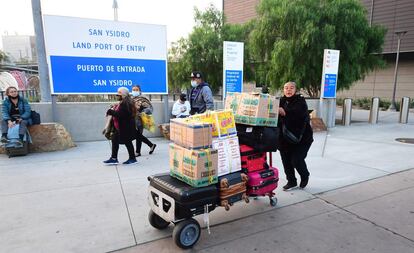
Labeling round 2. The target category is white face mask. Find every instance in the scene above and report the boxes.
[131,91,141,97]
[191,80,198,88]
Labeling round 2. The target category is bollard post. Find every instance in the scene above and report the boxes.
[369,97,380,124]
[399,97,410,124]
[342,98,352,126]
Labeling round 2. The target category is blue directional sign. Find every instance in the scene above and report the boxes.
[322,74,337,98]
[225,70,243,93]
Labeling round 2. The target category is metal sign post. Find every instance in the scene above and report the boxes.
[319,49,340,128]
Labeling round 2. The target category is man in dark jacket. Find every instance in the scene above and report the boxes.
[1,86,32,145]
[189,71,214,115]
[278,82,313,190]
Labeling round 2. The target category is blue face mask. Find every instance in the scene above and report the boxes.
[191,80,198,88]
[131,91,141,97]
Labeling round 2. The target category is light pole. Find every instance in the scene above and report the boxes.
[113,0,119,21]
[389,30,408,111]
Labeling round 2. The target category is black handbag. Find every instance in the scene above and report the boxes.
[282,121,306,144]
[236,124,279,152]
[30,110,41,125]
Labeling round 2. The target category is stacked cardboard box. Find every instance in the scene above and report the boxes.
[189,110,237,138]
[170,118,212,149]
[168,118,218,188]
[225,92,279,127]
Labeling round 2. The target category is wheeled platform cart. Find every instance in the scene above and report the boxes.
[147,173,218,249]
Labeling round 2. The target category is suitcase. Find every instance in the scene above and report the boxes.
[5,140,29,158]
[247,167,279,206]
[236,124,279,152]
[218,171,249,211]
[148,173,218,221]
[240,144,268,173]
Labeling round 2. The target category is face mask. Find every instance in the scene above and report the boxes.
[131,91,141,97]
[116,95,123,101]
[191,80,198,88]
[8,95,18,100]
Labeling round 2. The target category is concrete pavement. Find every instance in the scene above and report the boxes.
[1,109,413,252]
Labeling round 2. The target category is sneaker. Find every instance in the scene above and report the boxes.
[300,177,309,189]
[0,136,8,144]
[282,182,297,191]
[123,159,137,165]
[103,158,119,165]
[149,144,157,154]
[135,152,141,157]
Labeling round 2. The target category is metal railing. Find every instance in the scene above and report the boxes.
[0,90,39,101]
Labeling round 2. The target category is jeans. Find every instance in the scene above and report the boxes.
[1,119,28,136]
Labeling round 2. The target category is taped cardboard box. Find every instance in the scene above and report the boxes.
[170,118,212,149]
[169,143,218,187]
[225,92,279,127]
[212,135,242,176]
[190,110,237,138]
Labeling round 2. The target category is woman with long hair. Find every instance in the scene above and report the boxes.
[103,87,137,165]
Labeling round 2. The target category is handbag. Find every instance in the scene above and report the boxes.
[282,121,306,144]
[141,112,156,133]
[31,110,41,125]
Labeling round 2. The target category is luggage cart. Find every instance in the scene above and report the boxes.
[147,173,218,249]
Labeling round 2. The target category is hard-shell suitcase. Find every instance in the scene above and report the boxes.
[247,167,279,206]
[218,171,249,211]
[240,144,268,173]
[236,124,279,152]
[148,173,218,221]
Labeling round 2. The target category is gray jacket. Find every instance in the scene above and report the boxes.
[189,82,214,114]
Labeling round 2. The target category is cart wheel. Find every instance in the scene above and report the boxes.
[148,210,170,230]
[173,218,201,249]
[243,193,250,203]
[270,197,277,207]
[224,204,230,211]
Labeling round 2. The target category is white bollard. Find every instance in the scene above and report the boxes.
[342,98,352,126]
[399,97,410,124]
[369,97,380,124]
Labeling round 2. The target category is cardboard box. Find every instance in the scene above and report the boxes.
[169,143,218,187]
[170,118,212,149]
[190,110,237,138]
[212,136,242,176]
[225,92,279,127]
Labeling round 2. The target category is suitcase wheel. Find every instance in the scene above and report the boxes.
[220,179,229,188]
[221,200,230,211]
[148,210,170,230]
[173,218,201,249]
[270,197,277,207]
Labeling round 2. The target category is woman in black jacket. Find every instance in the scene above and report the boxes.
[103,87,137,165]
[278,82,313,190]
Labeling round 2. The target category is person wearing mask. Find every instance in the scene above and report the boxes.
[1,86,32,146]
[278,81,313,190]
[131,85,156,157]
[189,71,214,115]
[172,93,191,118]
[104,87,137,165]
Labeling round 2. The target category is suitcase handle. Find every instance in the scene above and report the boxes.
[260,170,274,178]
[250,178,279,190]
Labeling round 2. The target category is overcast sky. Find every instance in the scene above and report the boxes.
[0,0,222,49]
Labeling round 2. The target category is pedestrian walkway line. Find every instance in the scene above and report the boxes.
[315,194,414,244]
[115,166,138,246]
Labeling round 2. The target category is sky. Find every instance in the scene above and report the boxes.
[0,0,222,49]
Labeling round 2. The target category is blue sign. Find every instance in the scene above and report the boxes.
[323,74,337,98]
[225,70,242,93]
[50,55,167,94]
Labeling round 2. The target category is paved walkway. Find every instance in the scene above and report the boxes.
[0,110,413,252]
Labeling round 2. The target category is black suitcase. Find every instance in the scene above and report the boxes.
[148,173,218,220]
[218,171,249,211]
[236,124,279,152]
[5,140,29,158]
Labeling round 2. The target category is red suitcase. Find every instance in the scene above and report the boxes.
[246,167,279,206]
[240,144,268,173]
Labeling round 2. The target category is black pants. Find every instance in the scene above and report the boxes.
[135,126,153,153]
[111,133,135,160]
[279,142,312,183]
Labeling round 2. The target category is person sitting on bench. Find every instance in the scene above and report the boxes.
[1,86,32,145]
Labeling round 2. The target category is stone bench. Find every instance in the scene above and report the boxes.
[0,123,76,154]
